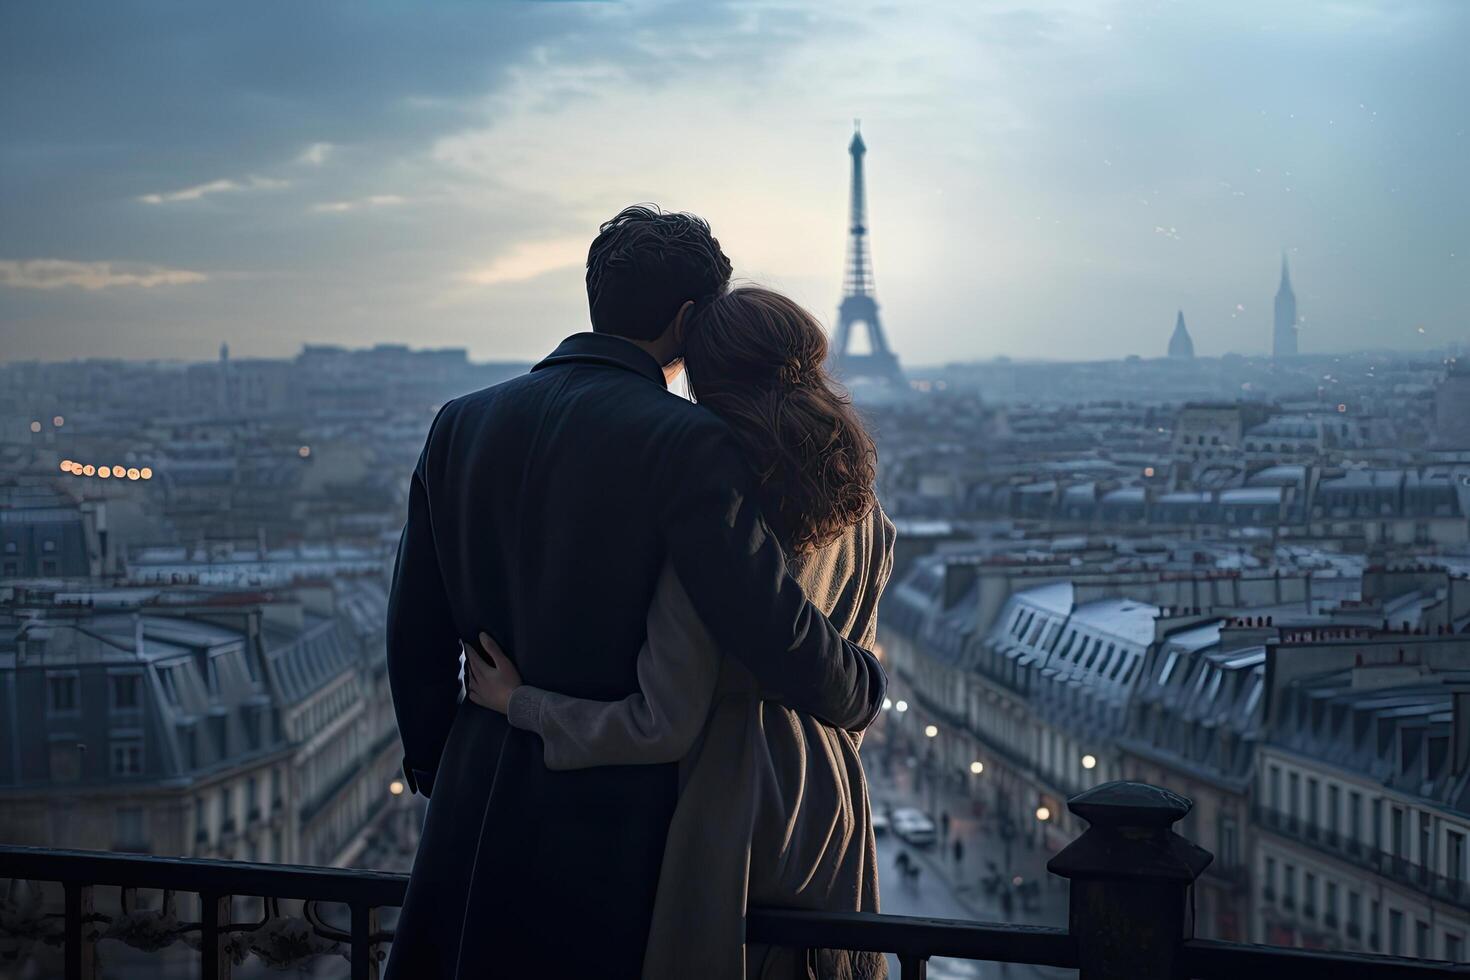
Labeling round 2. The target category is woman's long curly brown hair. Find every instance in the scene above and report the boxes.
[683,287,878,555]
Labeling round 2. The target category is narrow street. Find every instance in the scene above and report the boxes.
[865,740,1077,979]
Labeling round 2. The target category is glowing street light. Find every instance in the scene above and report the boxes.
[298,446,312,459]
[82,464,96,476]
[970,761,985,775]
[895,700,909,713]
[924,724,939,738]
[1081,754,1097,770]
[52,415,65,427]
[59,460,72,472]
[126,468,141,481]
[1035,806,1052,822]
[29,421,41,433]
[881,698,893,711]
[140,467,153,480]
[389,779,405,797]
[98,466,111,479]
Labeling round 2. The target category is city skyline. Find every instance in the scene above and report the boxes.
[2,1,1468,366]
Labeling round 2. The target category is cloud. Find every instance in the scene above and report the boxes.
[138,175,288,205]
[0,259,207,290]
[464,237,587,287]
[310,194,406,214]
[3,0,1466,363]
[297,142,333,166]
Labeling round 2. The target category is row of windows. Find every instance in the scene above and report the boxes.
[3,539,60,553]
[1266,761,1469,881]
[48,672,142,714]
[293,680,359,742]
[1262,855,1463,959]
[46,666,237,715]
[1005,607,1140,686]
[194,769,284,841]
[176,707,270,769]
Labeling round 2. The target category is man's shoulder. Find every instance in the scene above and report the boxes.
[656,389,732,438]
[427,369,560,432]
[434,368,733,452]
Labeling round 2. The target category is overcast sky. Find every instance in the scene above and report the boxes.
[2,0,1466,365]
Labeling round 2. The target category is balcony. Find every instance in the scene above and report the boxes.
[1254,806,1470,914]
[3,781,1463,980]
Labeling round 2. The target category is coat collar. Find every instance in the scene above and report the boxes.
[533,332,667,388]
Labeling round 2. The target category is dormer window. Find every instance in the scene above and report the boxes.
[46,672,79,714]
[110,673,142,711]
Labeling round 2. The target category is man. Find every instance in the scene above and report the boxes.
[385,206,886,978]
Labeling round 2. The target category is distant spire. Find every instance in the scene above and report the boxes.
[1273,252,1299,357]
[1168,309,1194,358]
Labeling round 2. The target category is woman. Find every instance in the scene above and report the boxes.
[466,286,895,980]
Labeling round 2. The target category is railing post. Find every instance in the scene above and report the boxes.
[898,953,928,979]
[63,883,95,980]
[351,903,381,980]
[201,892,233,980]
[1047,781,1212,980]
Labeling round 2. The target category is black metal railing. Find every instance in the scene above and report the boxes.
[5,781,1468,980]
[0,846,404,980]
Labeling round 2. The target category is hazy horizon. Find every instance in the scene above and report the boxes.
[3,1,1467,366]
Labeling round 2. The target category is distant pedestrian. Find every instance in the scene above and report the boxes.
[953,838,965,867]
[940,811,951,840]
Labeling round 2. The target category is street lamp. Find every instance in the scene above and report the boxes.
[924,724,938,738]
[1035,805,1051,822]
[389,780,405,797]
[895,700,909,713]
[1081,754,1097,770]
[970,761,984,775]
[881,698,893,711]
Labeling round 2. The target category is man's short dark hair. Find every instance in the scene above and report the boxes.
[586,205,732,341]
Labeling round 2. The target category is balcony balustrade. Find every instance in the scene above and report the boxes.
[1255,805,1470,914]
[3,781,1465,980]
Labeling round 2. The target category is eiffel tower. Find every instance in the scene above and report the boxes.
[829,122,906,388]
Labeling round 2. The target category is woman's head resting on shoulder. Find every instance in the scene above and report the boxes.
[682,287,878,555]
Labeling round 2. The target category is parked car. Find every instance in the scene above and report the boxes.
[891,808,937,846]
[871,810,890,837]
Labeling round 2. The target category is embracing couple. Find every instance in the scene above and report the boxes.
[385,206,895,979]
